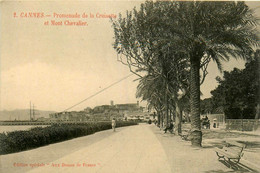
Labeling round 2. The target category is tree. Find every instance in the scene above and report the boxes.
[200,98,214,115]
[200,98,223,115]
[136,74,165,128]
[112,1,190,131]
[244,49,260,119]
[211,49,260,119]
[162,1,259,146]
[112,1,259,147]
[253,50,260,119]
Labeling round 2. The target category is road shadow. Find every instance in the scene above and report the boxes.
[203,160,259,173]
[238,141,260,151]
[202,141,224,149]
[162,134,176,138]
[203,140,260,151]
[204,170,258,173]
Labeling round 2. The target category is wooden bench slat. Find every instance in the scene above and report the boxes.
[223,147,243,155]
[215,148,240,159]
[225,140,246,148]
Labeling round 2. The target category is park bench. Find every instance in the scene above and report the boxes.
[164,126,174,134]
[214,140,246,165]
[179,130,191,141]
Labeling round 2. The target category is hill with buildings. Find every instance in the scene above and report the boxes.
[49,101,146,122]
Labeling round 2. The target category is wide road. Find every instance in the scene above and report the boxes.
[27,124,171,173]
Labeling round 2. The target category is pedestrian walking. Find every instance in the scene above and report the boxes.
[112,118,116,132]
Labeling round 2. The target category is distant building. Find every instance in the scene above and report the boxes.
[49,101,144,122]
[36,117,50,122]
[84,107,92,114]
[114,101,146,121]
[49,111,90,122]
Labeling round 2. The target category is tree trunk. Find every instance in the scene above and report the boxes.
[190,57,202,147]
[160,111,164,130]
[157,111,161,127]
[164,111,167,128]
[165,94,169,126]
[255,104,260,119]
[175,101,182,134]
[164,82,169,126]
[170,109,172,121]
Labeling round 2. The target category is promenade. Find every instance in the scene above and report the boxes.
[1,124,259,173]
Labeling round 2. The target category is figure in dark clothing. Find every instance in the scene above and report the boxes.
[202,115,210,129]
[164,120,174,133]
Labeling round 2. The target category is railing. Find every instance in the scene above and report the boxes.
[225,119,259,131]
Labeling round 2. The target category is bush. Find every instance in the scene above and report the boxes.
[0,121,137,155]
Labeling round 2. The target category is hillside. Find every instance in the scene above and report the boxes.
[0,109,56,121]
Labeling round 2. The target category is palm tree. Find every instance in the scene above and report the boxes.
[155,1,258,146]
[136,74,167,128]
[171,1,259,146]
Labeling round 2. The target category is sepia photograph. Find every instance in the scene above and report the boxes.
[0,0,259,172]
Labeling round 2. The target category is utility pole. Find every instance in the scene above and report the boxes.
[33,104,35,121]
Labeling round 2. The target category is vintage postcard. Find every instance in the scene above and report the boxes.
[0,1,259,173]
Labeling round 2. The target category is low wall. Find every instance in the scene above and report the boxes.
[225,119,259,131]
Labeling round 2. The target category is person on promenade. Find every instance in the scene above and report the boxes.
[112,118,116,132]
[164,120,174,134]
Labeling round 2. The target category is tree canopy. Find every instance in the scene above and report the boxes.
[211,50,260,119]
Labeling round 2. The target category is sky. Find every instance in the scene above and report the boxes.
[0,1,259,112]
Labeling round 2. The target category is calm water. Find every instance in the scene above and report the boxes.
[0,125,49,133]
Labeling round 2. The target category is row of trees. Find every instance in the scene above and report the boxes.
[112,1,259,147]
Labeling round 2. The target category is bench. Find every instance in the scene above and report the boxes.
[215,140,246,166]
[164,127,174,134]
[179,130,191,141]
